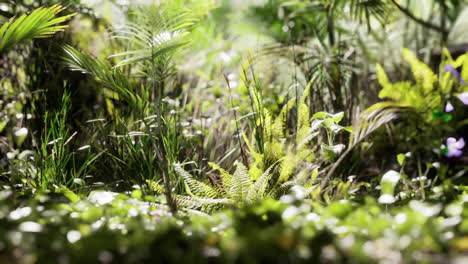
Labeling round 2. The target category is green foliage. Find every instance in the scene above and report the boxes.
[1,189,468,263]
[376,48,468,118]
[0,1,467,262]
[0,5,75,53]
[377,49,441,116]
[174,161,303,212]
[34,91,102,188]
[62,45,143,110]
[110,5,196,71]
[249,0,390,43]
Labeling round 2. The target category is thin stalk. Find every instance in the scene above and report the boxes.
[417,155,426,200]
[224,74,249,169]
[148,37,177,214]
[390,0,448,35]
[326,5,336,47]
[440,2,448,46]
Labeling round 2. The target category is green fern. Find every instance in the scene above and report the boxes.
[174,161,290,212]
[377,48,468,121]
[0,5,75,53]
[376,49,442,118]
[175,79,350,212]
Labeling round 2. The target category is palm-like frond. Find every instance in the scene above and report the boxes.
[350,103,402,147]
[321,103,402,190]
[110,6,197,75]
[62,45,141,107]
[0,5,75,53]
[348,0,390,28]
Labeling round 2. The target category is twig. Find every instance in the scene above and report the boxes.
[223,73,250,169]
[390,0,448,35]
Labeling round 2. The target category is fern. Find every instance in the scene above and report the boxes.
[376,49,442,117]
[0,5,75,53]
[229,162,252,202]
[174,161,290,212]
[174,194,233,212]
[174,163,219,198]
[174,80,343,212]
[377,48,468,122]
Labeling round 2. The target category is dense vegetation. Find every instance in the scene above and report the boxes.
[0,0,467,263]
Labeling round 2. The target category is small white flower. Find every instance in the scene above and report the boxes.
[381,170,401,184]
[14,127,28,137]
[67,230,82,243]
[378,194,396,204]
[19,221,42,233]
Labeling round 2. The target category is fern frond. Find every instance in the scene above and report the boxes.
[377,55,440,114]
[296,82,312,143]
[174,163,218,198]
[174,195,233,213]
[208,162,233,189]
[146,179,165,194]
[0,5,75,52]
[246,162,278,203]
[402,48,438,94]
[270,181,297,198]
[460,52,468,90]
[272,97,296,139]
[228,161,252,201]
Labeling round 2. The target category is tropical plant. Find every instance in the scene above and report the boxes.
[173,160,319,213]
[376,48,468,121]
[173,78,360,212]
[0,5,75,53]
[60,2,217,213]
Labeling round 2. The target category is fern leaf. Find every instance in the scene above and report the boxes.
[461,53,468,90]
[174,195,233,213]
[228,161,252,202]
[402,48,438,94]
[146,179,165,193]
[270,181,296,198]
[208,162,233,191]
[246,162,278,203]
[272,97,296,139]
[174,163,218,198]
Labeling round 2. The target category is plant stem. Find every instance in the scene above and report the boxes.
[326,5,335,47]
[390,0,448,35]
[224,74,249,169]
